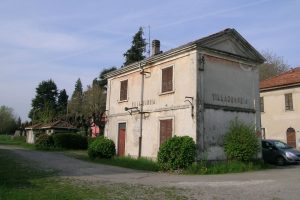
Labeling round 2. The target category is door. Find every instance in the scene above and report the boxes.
[118,123,126,156]
[160,119,173,145]
[286,127,296,148]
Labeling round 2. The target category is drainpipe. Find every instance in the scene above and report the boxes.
[198,54,205,155]
[138,63,145,158]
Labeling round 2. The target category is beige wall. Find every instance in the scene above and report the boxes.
[105,51,198,158]
[261,87,300,148]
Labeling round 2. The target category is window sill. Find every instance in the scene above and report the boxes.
[118,99,128,103]
[159,90,175,96]
[285,109,294,112]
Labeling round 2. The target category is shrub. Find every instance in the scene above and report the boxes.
[157,136,196,171]
[52,133,87,149]
[35,134,54,149]
[88,136,116,159]
[224,120,260,162]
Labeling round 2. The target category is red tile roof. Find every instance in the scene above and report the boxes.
[260,67,300,91]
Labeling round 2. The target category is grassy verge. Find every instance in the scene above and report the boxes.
[0,149,188,200]
[184,160,271,175]
[66,150,160,172]
[0,135,35,149]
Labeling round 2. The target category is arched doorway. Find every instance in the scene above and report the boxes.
[286,127,296,148]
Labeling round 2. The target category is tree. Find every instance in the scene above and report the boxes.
[98,67,117,90]
[57,89,69,116]
[259,50,290,80]
[68,78,83,115]
[82,80,107,134]
[29,79,58,123]
[123,27,147,66]
[0,105,18,134]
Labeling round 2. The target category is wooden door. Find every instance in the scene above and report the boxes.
[160,119,173,145]
[286,128,296,148]
[118,123,126,156]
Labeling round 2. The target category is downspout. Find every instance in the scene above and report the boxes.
[198,54,205,157]
[139,62,145,158]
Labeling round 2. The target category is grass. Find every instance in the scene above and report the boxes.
[0,134,35,149]
[66,150,160,172]
[0,149,188,200]
[184,160,271,175]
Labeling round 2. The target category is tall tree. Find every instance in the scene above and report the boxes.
[57,89,69,116]
[259,50,290,80]
[123,27,147,66]
[0,105,18,134]
[68,78,84,116]
[29,79,58,122]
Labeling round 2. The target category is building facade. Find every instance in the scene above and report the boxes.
[104,28,264,160]
[260,67,300,149]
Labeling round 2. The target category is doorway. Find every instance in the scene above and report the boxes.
[118,123,126,156]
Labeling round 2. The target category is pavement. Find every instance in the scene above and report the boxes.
[1,144,300,200]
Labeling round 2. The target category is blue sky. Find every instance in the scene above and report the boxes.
[0,0,299,121]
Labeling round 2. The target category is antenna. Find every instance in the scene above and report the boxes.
[148,25,150,57]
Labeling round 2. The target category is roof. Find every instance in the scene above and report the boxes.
[25,120,77,130]
[104,28,265,79]
[260,67,300,91]
[41,120,77,130]
[25,123,43,130]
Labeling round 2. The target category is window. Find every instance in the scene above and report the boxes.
[285,93,293,111]
[161,66,173,93]
[120,80,128,101]
[160,119,173,145]
[260,97,264,112]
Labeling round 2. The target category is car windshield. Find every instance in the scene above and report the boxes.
[273,141,291,149]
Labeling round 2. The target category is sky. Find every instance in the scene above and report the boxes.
[0,0,299,121]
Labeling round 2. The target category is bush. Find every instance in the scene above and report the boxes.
[157,136,196,171]
[52,133,87,150]
[35,134,54,149]
[88,136,116,159]
[224,120,260,162]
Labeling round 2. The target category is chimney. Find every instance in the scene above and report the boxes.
[152,39,160,56]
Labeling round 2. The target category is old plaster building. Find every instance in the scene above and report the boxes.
[104,28,265,160]
[260,67,300,149]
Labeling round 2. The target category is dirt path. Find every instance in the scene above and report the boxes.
[2,145,300,200]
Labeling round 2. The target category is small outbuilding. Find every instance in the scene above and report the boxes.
[25,120,77,144]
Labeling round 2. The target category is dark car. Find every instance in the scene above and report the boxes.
[262,139,300,165]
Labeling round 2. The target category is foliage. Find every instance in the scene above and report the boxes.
[88,136,116,159]
[259,50,290,80]
[52,133,87,149]
[98,67,117,90]
[157,136,196,171]
[68,78,84,116]
[123,27,147,66]
[35,134,54,150]
[224,120,260,162]
[29,79,58,123]
[184,160,269,175]
[57,89,69,116]
[0,105,18,134]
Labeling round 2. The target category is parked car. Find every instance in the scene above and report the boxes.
[262,139,300,165]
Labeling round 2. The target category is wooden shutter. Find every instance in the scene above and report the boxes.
[260,97,264,112]
[285,93,293,110]
[120,80,128,101]
[162,67,173,93]
[160,119,173,145]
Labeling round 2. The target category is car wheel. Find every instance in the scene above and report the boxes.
[276,156,286,166]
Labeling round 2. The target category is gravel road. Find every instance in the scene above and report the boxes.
[2,145,300,200]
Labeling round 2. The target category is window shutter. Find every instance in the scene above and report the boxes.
[162,67,173,93]
[160,119,173,145]
[260,97,264,112]
[285,93,293,110]
[120,80,128,101]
